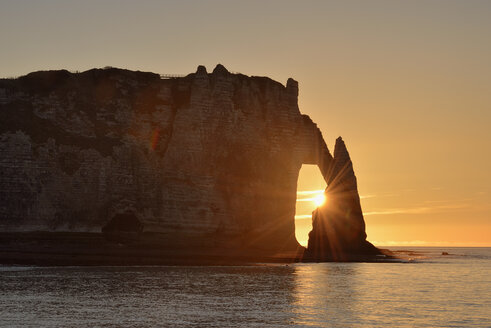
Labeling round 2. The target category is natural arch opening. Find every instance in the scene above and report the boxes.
[295,164,327,247]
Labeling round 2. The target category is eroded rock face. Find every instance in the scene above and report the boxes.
[305,137,380,260]
[0,65,331,251]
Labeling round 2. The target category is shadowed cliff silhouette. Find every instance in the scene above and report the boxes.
[0,65,384,264]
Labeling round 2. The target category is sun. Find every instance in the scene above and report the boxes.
[313,193,326,207]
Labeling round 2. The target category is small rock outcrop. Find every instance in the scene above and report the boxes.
[304,137,380,261]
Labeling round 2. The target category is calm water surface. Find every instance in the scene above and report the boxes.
[1,247,490,327]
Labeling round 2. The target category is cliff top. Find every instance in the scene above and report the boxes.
[0,64,297,93]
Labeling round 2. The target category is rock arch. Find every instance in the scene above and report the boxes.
[0,64,379,259]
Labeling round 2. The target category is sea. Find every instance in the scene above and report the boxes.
[0,247,489,328]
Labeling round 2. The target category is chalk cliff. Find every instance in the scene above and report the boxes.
[0,65,334,252]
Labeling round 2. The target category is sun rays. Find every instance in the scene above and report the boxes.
[295,189,327,246]
[296,189,326,206]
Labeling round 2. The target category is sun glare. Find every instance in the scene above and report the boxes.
[313,193,326,207]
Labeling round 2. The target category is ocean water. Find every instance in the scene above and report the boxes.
[0,247,489,328]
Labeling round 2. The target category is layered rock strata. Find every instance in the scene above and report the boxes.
[0,65,332,252]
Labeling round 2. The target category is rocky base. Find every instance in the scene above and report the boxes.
[0,232,305,266]
[0,232,396,266]
[302,240,384,262]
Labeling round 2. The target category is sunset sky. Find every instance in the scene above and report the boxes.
[1,0,490,246]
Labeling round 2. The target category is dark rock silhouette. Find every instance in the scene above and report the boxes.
[0,65,381,264]
[304,137,381,261]
[102,212,143,243]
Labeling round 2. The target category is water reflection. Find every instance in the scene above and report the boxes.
[1,252,489,328]
[292,263,358,327]
[0,264,362,327]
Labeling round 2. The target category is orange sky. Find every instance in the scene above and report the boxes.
[1,1,490,246]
